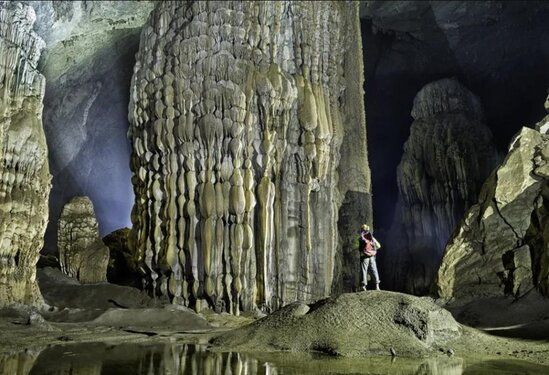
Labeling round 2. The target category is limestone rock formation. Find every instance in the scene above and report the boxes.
[58,196,109,283]
[0,2,51,305]
[211,291,461,357]
[385,78,498,294]
[103,228,141,287]
[128,1,371,314]
[436,101,549,300]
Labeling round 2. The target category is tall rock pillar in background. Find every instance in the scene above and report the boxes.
[386,78,498,294]
[0,2,50,305]
[128,1,370,313]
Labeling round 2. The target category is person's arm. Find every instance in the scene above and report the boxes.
[360,231,367,241]
[373,236,381,250]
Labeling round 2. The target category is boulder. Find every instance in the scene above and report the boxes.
[58,196,109,283]
[103,228,141,287]
[436,98,549,300]
[211,291,461,357]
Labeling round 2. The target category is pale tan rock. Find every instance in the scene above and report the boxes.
[58,196,109,284]
[0,2,51,306]
[386,78,498,294]
[128,1,371,313]
[436,109,549,300]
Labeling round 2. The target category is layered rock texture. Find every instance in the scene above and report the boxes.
[212,291,461,357]
[436,103,549,300]
[58,196,109,284]
[128,1,370,313]
[0,2,50,305]
[386,79,498,294]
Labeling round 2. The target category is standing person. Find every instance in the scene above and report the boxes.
[359,224,381,291]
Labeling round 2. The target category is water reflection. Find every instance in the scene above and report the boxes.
[0,342,546,375]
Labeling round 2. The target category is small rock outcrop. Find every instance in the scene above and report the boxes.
[436,98,549,300]
[0,2,51,305]
[103,228,141,287]
[386,78,498,293]
[58,196,109,283]
[128,1,371,313]
[211,291,461,357]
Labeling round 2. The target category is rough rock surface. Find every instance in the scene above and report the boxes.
[103,227,141,287]
[23,1,155,249]
[385,79,498,294]
[0,2,51,305]
[212,291,461,357]
[58,196,109,283]
[436,103,549,300]
[128,1,371,313]
[360,1,549,243]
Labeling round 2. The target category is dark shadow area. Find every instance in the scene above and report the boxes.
[362,1,549,238]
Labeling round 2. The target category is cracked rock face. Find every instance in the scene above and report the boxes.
[0,2,50,305]
[129,1,370,313]
[58,196,109,284]
[436,99,549,300]
[385,78,498,294]
[23,1,155,249]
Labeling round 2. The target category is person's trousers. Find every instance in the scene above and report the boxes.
[361,256,380,286]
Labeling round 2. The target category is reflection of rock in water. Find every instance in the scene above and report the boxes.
[5,342,467,375]
[0,350,39,375]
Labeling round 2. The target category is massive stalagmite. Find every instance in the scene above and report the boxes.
[436,98,549,300]
[58,196,109,284]
[128,1,370,313]
[0,2,50,305]
[385,79,498,294]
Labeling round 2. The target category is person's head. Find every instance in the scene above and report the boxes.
[361,224,370,232]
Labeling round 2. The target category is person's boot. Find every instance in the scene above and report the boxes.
[361,285,367,291]
[375,283,381,291]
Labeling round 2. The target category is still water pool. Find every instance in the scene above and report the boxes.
[2,342,548,374]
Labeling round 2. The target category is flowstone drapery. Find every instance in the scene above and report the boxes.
[128,1,370,314]
[0,2,50,305]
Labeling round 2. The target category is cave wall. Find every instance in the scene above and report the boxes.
[385,78,498,294]
[128,1,370,313]
[0,2,50,305]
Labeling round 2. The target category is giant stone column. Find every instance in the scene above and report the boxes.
[0,2,50,305]
[128,1,370,313]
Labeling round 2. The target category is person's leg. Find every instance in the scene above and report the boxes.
[361,257,370,290]
[370,256,381,290]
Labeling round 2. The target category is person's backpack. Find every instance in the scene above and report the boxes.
[363,236,377,257]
